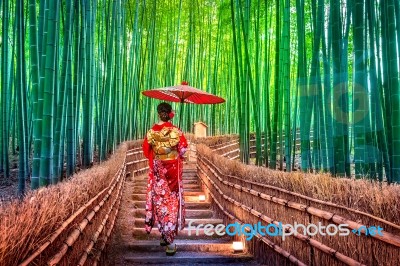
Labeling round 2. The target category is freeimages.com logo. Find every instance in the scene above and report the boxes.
[187,221,383,241]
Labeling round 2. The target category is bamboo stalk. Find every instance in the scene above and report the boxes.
[15,0,29,195]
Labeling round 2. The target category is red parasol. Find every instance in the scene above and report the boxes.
[142,81,225,126]
[142,81,225,104]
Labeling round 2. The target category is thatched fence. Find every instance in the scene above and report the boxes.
[4,134,398,266]
[200,132,306,161]
[197,137,400,266]
[0,140,144,266]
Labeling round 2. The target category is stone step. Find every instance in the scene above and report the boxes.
[183,179,199,185]
[185,195,209,202]
[132,228,227,240]
[112,159,259,266]
[124,239,232,253]
[183,170,198,174]
[184,166,197,170]
[183,163,197,169]
[122,251,254,265]
[132,200,211,209]
[183,168,197,172]
[182,171,197,178]
[183,176,198,181]
[183,184,201,189]
[132,193,206,202]
[133,218,224,228]
[133,208,213,219]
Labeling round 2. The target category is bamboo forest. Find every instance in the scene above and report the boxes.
[1,0,400,190]
[2,0,400,265]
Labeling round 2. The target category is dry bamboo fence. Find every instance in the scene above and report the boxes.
[196,135,240,159]
[0,141,146,266]
[196,140,400,266]
[203,132,312,160]
[197,134,239,149]
[18,155,126,265]
[126,147,149,177]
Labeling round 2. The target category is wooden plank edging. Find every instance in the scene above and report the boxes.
[198,167,366,266]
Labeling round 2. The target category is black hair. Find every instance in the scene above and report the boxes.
[157,102,172,122]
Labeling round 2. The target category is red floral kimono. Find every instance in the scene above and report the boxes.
[142,122,188,244]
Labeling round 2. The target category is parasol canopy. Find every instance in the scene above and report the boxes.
[142,81,225,104]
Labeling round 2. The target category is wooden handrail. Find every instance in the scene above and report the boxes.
[214,142,239,151]
[126,158,148,165]
[201,161,400,247]
[198,165,366,266]
[77,166,125,266]
[127,150,143,156]
[197,154,400,231]
[16,142,142,266]
[91,190,123,265]
[19,164,124,266]
[48,159,126,265]
[198,170,308,266]
[221,148,240,157]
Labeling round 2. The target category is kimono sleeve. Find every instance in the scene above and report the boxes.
[142,135,152,159]
[178,131,188,157]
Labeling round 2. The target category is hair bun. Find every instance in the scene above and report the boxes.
[157,102,173,122]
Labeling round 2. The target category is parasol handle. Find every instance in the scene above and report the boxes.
[178,99,184,128]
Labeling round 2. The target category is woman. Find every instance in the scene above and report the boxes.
[142,102,188,256]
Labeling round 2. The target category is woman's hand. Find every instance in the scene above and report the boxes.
[179,147,187,158]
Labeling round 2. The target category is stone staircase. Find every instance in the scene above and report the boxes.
[108,162,258,265]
